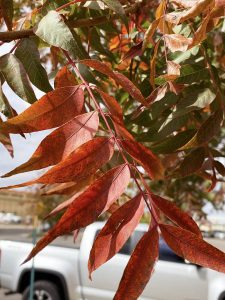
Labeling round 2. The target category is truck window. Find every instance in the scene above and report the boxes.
[132,231,184,264]
[95,228,184,262]
[159,238,184,263]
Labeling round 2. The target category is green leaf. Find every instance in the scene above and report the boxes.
[180,110,224,149]
[178,147,206,177]
[172,46,199,64]
[41,0,68,15]
[102,0,128,32]
[0,54,37,104]
[151,130,196,154]
[15,38,52,93]
[131,93,178,126]
[0,81,5,112]
[157,114,189,140]
[34,11,81,59]
[150,93,178,120]
[175,65,210,84]
[89,28,114,58]
[172,88,216,118]
[0,0,13,30]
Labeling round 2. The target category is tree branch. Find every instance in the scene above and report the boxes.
[0,29,34,42]
[0,2,142,42]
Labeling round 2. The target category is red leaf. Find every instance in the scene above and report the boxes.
[44,177,95,218]
[81,59,148,106]
[160,224,225,272]
[95,88,134,140]
[54,66,78,88]
[151,194,202,237]
[95,89,123,125]
[88,194,144,276]
[0,86,84,134]
[122,42,143,61]
[2,137,114,189]
[43,175,95,196]
[2,112,99,177]
[113,225,159,300]
[216,0,225,6]
[146,84,168,105]
[23,164,130,263]
[121,139,164,179]
[35,137,114,183]
[0,132,13,157]
[0,117,13,157]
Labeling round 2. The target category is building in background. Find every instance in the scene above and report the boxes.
[0,189,39,217]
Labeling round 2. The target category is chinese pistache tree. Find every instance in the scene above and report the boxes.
[0,0,225,299]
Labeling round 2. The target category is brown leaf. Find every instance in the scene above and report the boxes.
[121,139,164,179]
[2,112,99,177]
[150,40,160,88]
[113,225,159,300]
[165,0,213,24]
[54,66,78,88]
[0,86,84,134]
[142,19,160,51]
[162,61,181,80]
[89,194,144,276]
[146,84,168,105]
[214,160,225,176]
[164,34,192,52]
[151,194,202,237]
[81,59,148,106]
[160,224,225,272]
[23,164,130,263]
[171,0,198,8]
[168,82,185,95]
[190,13,211,47]
[155,0,166,19]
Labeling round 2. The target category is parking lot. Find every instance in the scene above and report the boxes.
[0,289,21,300]
[0,224,33,300]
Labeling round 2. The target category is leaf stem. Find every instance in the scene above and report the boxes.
[55,0,85,12]
[63,50,156,218]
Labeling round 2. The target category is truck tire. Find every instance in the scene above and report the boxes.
[22,280,61,300]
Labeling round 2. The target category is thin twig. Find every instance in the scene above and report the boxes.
[0,1,143,42]
[63,50,157,220]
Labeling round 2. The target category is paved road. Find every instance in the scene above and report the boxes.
[0,289,21,300]
[0,225,32,299]
[0,224,82,300]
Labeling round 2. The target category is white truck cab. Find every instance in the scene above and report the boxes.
[0,222,225,300]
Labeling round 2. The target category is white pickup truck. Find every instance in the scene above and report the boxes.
[1,222,225,300]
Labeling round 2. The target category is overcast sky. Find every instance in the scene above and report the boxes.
[0,42,51,187]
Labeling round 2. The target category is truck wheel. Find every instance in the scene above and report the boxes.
[22,280,60,300]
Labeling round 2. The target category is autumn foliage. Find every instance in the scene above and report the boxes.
[0,0,225,299]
